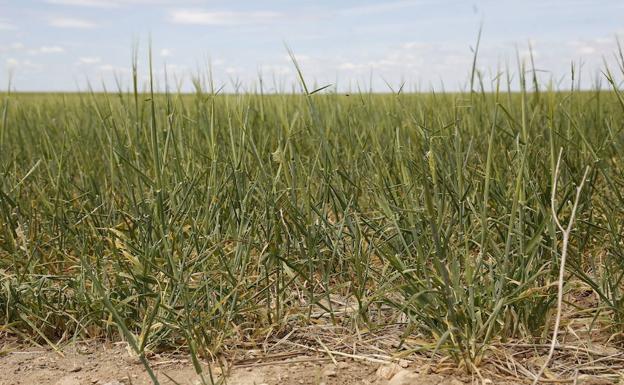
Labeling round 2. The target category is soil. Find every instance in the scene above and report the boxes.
[0,289,606,385]
[0,342,492,385]
[2,287,622,384]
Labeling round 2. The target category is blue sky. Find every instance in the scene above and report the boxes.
[1,0,623,92]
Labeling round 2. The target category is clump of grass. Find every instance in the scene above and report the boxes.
[1,42,624,382]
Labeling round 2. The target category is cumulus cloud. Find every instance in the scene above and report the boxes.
[46,0,118,6]
[37,46,66,54]
[339,1,425,15]
[160,48,172,57]
[49,17,97,28]
[568,37,614,56]
[98,64,115,71]
[0,42,24,53]
[97,64,130,74]
[338,62,358,70]
[0,20,16,30]
[41,46,64,53]
[334,42,469,76]
[283,54,310,63]
[78,56,101,64]
[5,58,42,72]
[170,10,282,26]
[225,66,243,74]
[5,58,19,69]
[46,0,192,7]
[259,64,292,76]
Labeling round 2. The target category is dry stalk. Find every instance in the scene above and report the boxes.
[532,149,590,385]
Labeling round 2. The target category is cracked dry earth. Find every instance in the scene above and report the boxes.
[0,342,514,385]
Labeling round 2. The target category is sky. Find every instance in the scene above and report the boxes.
[0,0,623,92]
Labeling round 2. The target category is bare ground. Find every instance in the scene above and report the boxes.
[3,290,624,385]
[0,341,465,385]
[1,339,622,385]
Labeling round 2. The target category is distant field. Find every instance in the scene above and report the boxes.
[2,70,624,383]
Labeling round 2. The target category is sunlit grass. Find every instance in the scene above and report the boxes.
[1,46,624,383]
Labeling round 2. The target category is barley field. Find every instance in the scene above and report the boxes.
[2,55,624,383]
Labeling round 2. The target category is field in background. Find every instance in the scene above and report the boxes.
[2,57,624,383]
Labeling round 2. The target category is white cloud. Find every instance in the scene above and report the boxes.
[0,20,16,30]
[3,57,43,72]
[259,64,292,75]
[97,64,130,74]
[78,56,101,64]
[170,10,282,26]
[283,54,310,63]
[46,0,118,6]
[39,46,66,54]
[0,42,24,54]
[338,62,359,70]
[49,17,97,28]
[568,38,614,57]
[6,58,19,69]
[578,46,596,55]
[225,66,243,74]
[161,64,189,81]
[340,1,425,15]
[401,42,431,50]
[22,60,43,71]
[46,0,189,7]
[160,48,172,57]
[164,63,186,71]
[518,48,540,61]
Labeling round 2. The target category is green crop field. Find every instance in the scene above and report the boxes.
[2,54,624,383]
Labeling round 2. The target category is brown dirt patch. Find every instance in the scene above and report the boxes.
[0,341,491,385]
[2,319,624,385]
